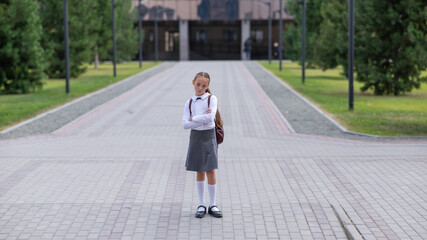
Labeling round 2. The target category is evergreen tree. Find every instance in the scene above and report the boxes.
[312,0,347,73]
[95,0,138,64]
[39,0,98,78]
[283,23,299,61]
[315,0,427,95]
[115,0,138,61]
[355,0,427,95]
[283,0,323,66]
[0,0,45,94]
[93,0,111,69]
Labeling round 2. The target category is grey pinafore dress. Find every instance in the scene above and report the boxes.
[185,94,219,172]
[185,128,218,172]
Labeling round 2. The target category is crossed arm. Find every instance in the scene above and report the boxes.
[182,97,217,129]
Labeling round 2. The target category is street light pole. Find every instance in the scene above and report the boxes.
[348,0,354,110]
[63,0,70,94]
[302,0,306,84]
[112,0,117,77]
[154,17,158,61]
[279,0,283,71]
[268,3,272,64]
[138,0,143,68]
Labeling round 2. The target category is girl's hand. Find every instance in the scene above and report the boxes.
[206,109,212,114]
[189,116,193,121]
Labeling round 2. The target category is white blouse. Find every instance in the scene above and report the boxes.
[182,93,217,130]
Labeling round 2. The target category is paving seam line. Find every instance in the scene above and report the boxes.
[0,62,168,135]
[254,62,426,139]
[331,204,365,240]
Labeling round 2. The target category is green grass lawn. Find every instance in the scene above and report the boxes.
[259,61,427,136]
[0,61,161,131]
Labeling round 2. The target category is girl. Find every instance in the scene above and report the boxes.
[182,72,223,218]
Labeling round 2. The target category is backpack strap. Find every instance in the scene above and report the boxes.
[190,95,213,117]
[189,98,193,116]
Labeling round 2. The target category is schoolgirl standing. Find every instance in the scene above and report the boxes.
[182,72,223,218]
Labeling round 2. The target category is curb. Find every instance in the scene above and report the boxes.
[255,62,427,140]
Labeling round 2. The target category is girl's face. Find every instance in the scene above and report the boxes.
[193,76,209,96]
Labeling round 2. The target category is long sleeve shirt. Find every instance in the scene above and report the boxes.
[182,93,217,130]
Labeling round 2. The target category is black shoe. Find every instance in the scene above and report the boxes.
[208,205,222,218]
[195,205,206,218]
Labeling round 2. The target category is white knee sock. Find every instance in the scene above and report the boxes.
[197,181,205,211]
[208,184,217,209]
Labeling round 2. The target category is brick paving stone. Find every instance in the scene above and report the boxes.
[0,61,426,239]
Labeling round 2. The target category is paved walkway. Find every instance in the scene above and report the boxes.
[0,61,426,240]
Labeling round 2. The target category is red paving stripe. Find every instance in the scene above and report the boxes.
[0,134,57,144]
[293,133,427,145]
[53,66,177,136]
[238,62,291,135]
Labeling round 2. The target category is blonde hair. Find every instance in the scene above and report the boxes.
[193,72,223,127]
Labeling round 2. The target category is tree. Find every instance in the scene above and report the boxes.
[39,0,98,78]
[283,23,299,61]
[312,0,347,73]
[115,0,138,61]
[0,0,45,94]
[95,0,138,65]
[314,0,427,96]
[93,0,111,69]
[283,0,323,66]
[354,0,427,95]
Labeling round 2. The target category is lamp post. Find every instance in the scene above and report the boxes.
[154,15,158,61]
[112,0,117,77]
[63,0,70,93]
[256,2,272,64]
[348,0,354,110]
[138,0,143,68]
[279,0,283,71]
[301,0,306,84]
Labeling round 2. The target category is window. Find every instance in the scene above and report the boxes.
[196,30,208,43]
[165,31,179,52]
[149,30,154,42]
[250,30,263,43]
[223,29,237,42]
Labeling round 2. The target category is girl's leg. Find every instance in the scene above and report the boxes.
[206,170,217,208]
[197,172,206,181]
[206,170,216,185]
[196,172,206,209]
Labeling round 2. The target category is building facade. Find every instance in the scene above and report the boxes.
[133,0,293,60]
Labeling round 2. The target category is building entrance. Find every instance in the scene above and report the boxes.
[142,21,179,61]
[189,20,241,60]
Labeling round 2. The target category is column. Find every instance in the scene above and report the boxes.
[179,20,189,61]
